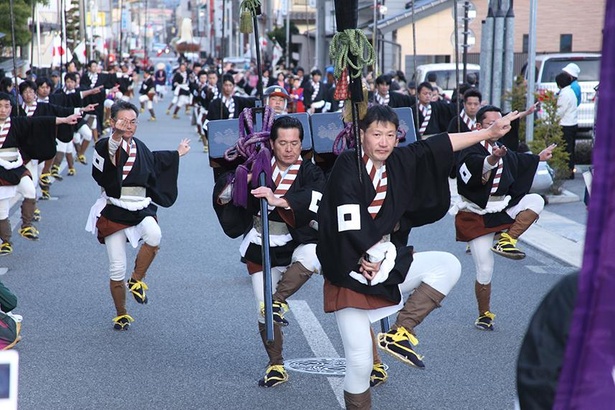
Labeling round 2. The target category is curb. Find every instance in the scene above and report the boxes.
[545,189,580,204]
[519,210,585,268]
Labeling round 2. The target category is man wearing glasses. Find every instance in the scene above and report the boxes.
[86,100,191,331]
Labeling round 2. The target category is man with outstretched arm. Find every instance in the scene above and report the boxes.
[0,92,80,255]
[450,105,555,331]
[86,100,190,331]
[317,104,520,409]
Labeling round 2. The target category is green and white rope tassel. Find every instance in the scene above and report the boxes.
[329,29,375,79]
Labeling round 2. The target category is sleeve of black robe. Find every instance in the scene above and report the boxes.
[517,273,579,410]
[212,171,254,239]
[148,149,180,207]
[282,161,326,230]
[389,133,454,228]
[92,138,121,197]
[12,116,59,161]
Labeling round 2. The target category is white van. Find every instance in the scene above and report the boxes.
[524,53,600,131]
[412,63,480,99]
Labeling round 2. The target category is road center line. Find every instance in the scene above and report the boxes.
[289,300,345,409]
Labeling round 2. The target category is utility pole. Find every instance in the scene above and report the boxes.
[285,0,291,70]
[372,0,378,75]
[143,0,148,66]
[119,0,123,61]
[525,0,537,142]
[316,0,326,70]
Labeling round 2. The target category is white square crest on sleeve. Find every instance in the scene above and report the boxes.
[459,163,472,184]
[309,191,322,213]
[337,204,361,232]
[93,151,104,172]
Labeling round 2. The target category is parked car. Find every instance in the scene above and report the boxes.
[523,53,601,133]
[411,63,481,99]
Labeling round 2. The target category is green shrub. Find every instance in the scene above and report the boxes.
[504,76,528,141]
[529,90,570,194]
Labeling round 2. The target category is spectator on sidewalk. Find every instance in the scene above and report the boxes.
[561,63,581,106]
[555,72,578,179]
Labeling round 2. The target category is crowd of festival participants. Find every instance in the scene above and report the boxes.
[0,53,565,408]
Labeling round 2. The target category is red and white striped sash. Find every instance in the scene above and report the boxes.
[364,154,387,218]
[22,102,37,117]
[121,139,137,180]
[484,141,503,194]
[418,104,432,137]
[460,109,476,131]
[223,97,235,119]
[375,92,390,106]
[0,118,10,146]
[310,81,320,102]
[271,156,302,199]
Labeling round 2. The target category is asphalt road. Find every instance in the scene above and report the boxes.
[3,98,577,410]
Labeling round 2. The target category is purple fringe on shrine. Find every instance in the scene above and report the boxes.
[554,3,615,407]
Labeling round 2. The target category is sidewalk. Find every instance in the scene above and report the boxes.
[520,168,588,269]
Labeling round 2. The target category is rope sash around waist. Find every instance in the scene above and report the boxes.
[120,186,146,198]
[253,216,290,236]
[0,147,19,162]
[106,186,149,209]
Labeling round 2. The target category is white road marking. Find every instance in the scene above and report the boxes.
[525,265,547,274]
[289,300,345,409]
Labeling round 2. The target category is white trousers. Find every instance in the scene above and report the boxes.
[139,94,153,110]
[104,216,161,281]
[0,198,10,219]
[250,243,321,323]
[16,175,36,200]
[469,193,544,285]
[336,251,461,394]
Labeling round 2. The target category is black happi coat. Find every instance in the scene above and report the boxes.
[412,101,456,138]
[317,134,453,303]
[303,81,327,113]
[456,141,539,226]
[139,77,156,96]
[171,71,191,96]
[81,71,116,132]
[50,90,82,108]
[207,96,256,121]
[17,103,74,143]
[51,90,90,129]
[0,117,59,183]
[369,91,416,108]
[213,160,325,267]
[92,137,180,226]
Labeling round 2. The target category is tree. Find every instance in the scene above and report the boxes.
[65,0,81,50]
[0,0,36,49]
[267,21,299,58]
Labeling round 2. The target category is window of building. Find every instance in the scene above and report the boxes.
[522,34,529,53]
[560,34,573,52]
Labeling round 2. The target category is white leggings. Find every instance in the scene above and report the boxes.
[469,193,544,285]
[104,216,161,281]
[139,94,153,110]
[336,251,461,393]
[16,175,36,200]
[251,267,284,324]
[75,123,93,143]
[0,198,9,219]
[250,244,321,322]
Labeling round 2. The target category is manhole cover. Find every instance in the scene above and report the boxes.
[284,358,388,376]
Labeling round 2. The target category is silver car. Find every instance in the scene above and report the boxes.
[526,53,601,132]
